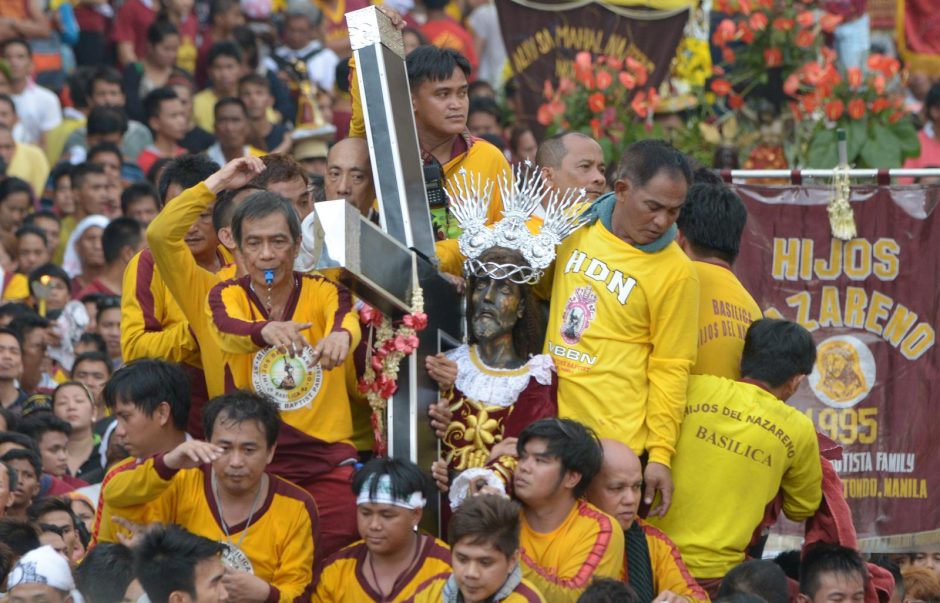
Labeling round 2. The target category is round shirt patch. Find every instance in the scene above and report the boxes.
[252,347,323,411]
[220,542,254,574]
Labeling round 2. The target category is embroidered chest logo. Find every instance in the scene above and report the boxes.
[561,286,598,345]
[220,542,255,574]
[252,347,323,411]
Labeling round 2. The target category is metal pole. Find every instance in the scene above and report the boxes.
[725,169,940,179]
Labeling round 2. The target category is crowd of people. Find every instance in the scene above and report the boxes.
[0,0,935,601]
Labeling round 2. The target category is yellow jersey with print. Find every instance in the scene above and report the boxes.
[540,220,699,466]
[647,375,822,579]
[102,453,318,602]
[692,260,762,379]
[519,499,624,603]
[313,536,452,602]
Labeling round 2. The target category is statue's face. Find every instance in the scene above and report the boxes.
[470,276,524,342]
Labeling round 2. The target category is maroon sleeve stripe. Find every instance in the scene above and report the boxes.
[135,250,162,331]
[208,280,268,346]
[640,520,709,600]
[331,280,353,334]
[515,581,546,602]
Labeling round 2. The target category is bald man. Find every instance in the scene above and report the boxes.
[325,137,376,220]
[536,132,607,201]
[587,439,708,603]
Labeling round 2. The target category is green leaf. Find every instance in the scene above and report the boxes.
[892,117,921,159]
[846,117,867,165]
[597,137,615,166]
[859,120,902,168]
[806,127,839,169]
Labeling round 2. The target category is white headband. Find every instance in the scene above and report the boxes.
[356,474,426,510]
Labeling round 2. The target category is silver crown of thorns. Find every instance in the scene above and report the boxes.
[447,162,588,284]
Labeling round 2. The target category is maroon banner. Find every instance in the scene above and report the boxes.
[494,0,687,128]
[733,184,940,549]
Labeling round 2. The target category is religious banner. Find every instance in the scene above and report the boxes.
[733,184,940,550]
[495,0,688,126]
[897,0,940,76]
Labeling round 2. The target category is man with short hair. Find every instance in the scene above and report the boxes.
[535,132,607,201]
[411,494,546,602]
[717,560,790,603]
[105,390,319,601]
[0,326,26,413]
[121,183,161,226]
[23,210,61,259]
[0,93,50,197]
[0,447,42,519]
[467,97,502,138]
[71,163,112,221]
[239,74,289,153]
[76,217,145,298]
[134,524,229,603]
[27,496,84,562]
[798,544,868,603]
[194,42,245,133]
[504,418,623,602]
[586,439,707,603]
[9,314,53,394]
[75,543,145,603]
[121,155,224,436]
[138,87,189,176]
[648,319,823,596]
[538,139,698,517]
[206,98,265,165]
[6,544,76,603]
[676,181,761,379]
[91,359,191,545]
[203,164,361,557]
[3,39,61,147]
[349,46,509,239]
[324,137,375,219]
[17,414,76,486]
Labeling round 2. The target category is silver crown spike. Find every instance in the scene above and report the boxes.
[447,168,495,259]
[497,161,549,220]
[541,186,589,244]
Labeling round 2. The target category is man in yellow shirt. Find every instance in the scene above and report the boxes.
[587,438,708,603]
[91,359,190,545]
[349,46,508,237]
[194,42,245,133]
[512,418,624,603]
[648,319,822,596]
[0,94,49,199]
[103,390,318,602]
[676,179,761,379]
[538,139,698,517]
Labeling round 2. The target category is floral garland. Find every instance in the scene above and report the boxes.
[357,287,428,456]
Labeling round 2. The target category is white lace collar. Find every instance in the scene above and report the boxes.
[446,344,553,408]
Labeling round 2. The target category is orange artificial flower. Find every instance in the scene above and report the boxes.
[596,70,613,91]
[537,104,553,126]
[764,48,783,67]
[873,74,886,95]
[848,98,865,120]
[543,80,555,100]
[713,18,737,45]
[588,92,606,113]
[590,118,602,139]
[737,21,755,44]
[825,100,845,121]
[795,29,815,48]
[607,56,623,70]
[796,11,814,28]
[729,94,745,110]
[631,90,650,119]
[871,98,890,114]
[711,79,733,97]
[722,47,736,64]
[801,93,820,113]
[756,0,773,9]
[558,77,576,95]
[749,12,768,31]
[773,17,794,32]
[736,0,752,14]
[820,13,843,33]
[619,71,636,89]
[789,101,803,122]
[847,67,863,89]
[888,111,904,124]
[784,74,801,96]
[575,51,592,69]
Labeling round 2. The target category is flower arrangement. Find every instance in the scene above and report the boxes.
[536,51,661,165]
[710,0,843,101]
[357,288,428,456]
[785,52,920,168]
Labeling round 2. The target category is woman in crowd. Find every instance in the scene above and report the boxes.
[52,380,105,484]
